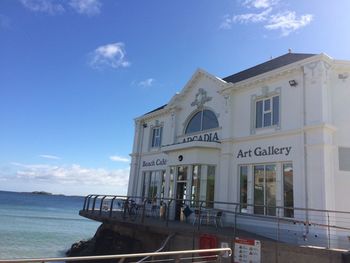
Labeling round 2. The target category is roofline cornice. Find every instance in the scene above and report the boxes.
[220,53,334,94]
[134,105,181,122]
[332,59,350,70]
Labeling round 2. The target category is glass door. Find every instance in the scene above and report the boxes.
[175,166,188,220]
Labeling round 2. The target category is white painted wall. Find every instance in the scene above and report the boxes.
[128,55,350,236]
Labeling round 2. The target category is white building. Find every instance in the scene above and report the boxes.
[127,52,350,247]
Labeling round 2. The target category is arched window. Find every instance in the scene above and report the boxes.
[185,109,219,134]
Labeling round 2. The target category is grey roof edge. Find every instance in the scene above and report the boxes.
[143,104,168,116]
[222,53,317,84]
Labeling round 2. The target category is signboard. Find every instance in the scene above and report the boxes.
[234,238,261,263]
[236,146,292,158]
[182,132,219,143]
[142,158,167,167]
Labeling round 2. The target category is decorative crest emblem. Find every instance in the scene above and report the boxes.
[191,88,212,108]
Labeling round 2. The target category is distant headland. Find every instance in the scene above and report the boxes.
[31,191,53,195]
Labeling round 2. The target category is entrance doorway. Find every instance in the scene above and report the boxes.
[175,166,188,220]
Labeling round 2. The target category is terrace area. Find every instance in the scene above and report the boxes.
[79,195,350,251]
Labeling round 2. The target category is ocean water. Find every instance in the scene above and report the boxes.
[0,191,100,259]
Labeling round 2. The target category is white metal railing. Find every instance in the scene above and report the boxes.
[0,248,231,263]
[81,195,350,250]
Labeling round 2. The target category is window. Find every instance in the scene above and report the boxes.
[254,164,276,216]
[206,166,216,208]
[241,162,294,218]
[191,165,201,207]
[239,166,248,212]
[256,96,279,128]
[190,165,215,208]
[339,147,350,171]
[283,163,294,218]
[177,166,188,181]
[169,167,175,199]
[151,126,163,148]
[185,109,218,134]
[142,171,165,200]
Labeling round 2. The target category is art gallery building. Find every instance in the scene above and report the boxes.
[127,52,350,246]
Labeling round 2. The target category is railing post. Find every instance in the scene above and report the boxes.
[141,198,147,223]
[99,196,106,216]
[327,211,331,249]
[276,207,280,263]
[166,200,172,227]
[86,195,92,212]
[123,197,129,220]
[234,204,239,240]
[197,201,204,231]
[232,204,240,263]
[83,195,89,211]
[92,195,99,213]
[110,197,117,218]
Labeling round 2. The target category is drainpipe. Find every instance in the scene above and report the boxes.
[302,66,309,233]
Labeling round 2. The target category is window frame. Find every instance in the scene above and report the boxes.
[255,95,280,129]
[253,163,277,216]
[142,170,166,202]
[239,165,248,213]
[150,126,163,148]
[239,162,294,219]
[282,162,294,218]
[251,87,281,134]
[184,108,219,135]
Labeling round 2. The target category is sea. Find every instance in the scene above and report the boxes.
[0,190,100,260]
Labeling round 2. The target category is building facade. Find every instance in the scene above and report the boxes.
[127,53,350,246]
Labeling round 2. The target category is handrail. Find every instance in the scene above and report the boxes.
[137,233,176,263]
[82,194,350,221]
[80,194,350,249]
[0,248,231,263]
[81,194,350,231]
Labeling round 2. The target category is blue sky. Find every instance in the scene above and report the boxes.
[0,0,350,196]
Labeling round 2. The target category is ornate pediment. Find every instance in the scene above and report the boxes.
[190,88,212,108]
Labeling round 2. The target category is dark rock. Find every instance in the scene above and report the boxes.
[66,239,95,257]
[66,224,142,263]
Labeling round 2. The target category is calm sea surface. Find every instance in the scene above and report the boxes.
[0,191,100,259]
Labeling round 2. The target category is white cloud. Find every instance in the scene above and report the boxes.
[220,15,234,30]
[20,0,102,16]
[138,78,155,88]
[39,154,61,160]
[109,155,130,163]
[220,8,271,29]
[89,42,130,70]
[20,0,65,15]
[243,0,278,9]
[220,1,313,36]
[69,0,101,16]
[233,8,272,24]
[265,11,313,36]
[9,162,129,187]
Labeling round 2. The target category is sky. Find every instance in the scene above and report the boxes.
[1,0,350,196]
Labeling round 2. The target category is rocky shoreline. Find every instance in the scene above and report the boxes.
[66,224,142,262]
